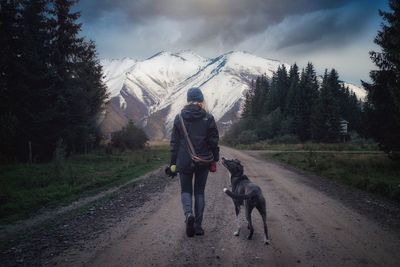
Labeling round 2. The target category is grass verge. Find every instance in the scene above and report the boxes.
[0,147,169,224]
[263,152,400,202]
[233,142,378,151]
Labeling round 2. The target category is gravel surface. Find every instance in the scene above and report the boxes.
[244,150,400,233]
[0,167,171,267]
[1,147,400,266]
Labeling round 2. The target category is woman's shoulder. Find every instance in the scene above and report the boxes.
[205,112,215,120]
[173,113,181,125]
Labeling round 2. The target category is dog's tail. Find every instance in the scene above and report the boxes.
[223,188,257,201]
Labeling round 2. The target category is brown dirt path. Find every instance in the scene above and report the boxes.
[81,146,400,266]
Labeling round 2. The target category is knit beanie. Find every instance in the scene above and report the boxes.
[187,87,204,102]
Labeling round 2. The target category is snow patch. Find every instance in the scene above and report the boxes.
[343,82,367,100]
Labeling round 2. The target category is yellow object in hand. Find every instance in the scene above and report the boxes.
[170,165,176,173]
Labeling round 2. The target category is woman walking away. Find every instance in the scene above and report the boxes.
[168,87,220,237]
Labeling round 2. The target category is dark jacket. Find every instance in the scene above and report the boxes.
[170,104,220,174]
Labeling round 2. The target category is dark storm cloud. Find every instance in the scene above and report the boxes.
[274,3,377,50]
[79,0,350,22]
[77,0,382,51]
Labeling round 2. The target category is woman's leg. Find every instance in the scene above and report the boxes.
[193,166,209,227]
[179,172,194,216]
[180,172,196,237]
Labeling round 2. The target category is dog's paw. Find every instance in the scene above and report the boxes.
[223,188,228,193]
[233,230,240,236]
[264,238,271,245]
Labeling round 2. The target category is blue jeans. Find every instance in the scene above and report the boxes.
[180,165,209,226]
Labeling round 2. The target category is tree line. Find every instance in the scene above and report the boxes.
[0,0,108,162]
[224,63,364,145]
[226,0,399,160]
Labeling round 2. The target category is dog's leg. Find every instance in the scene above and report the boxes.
[234,204,241,236]
[257,201,271,245]
[245,204,254,240]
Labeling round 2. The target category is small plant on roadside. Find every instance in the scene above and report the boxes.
[238,130,258,144]
[51,138,66,178]
[307,149,317,168]
[111,120,149,151]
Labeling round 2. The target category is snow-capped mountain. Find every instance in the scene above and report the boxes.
[99,51,366,139]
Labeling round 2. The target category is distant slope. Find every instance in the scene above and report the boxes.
[100,51,366,139]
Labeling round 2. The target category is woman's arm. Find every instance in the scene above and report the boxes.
[170,115,180,165]
[207,115,220,162]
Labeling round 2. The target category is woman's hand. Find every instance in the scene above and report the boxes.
[165,165,177,178]
[209,162,217,172]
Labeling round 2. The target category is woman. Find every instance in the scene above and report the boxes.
[169,87,220,237]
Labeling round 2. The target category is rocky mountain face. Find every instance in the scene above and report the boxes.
[99,51,365,140]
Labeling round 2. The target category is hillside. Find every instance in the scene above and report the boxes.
[100,51,365,139]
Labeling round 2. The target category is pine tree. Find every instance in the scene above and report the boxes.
[251,75,269,118]
[74,40,108,151]
[48,0,82,153]
[298,62,319,141]
[264,65,289,114]
[250,77,262,117]
[296,63,319,141]
[0,0,107,162]
[363,0,400,158]
[263,71,277,114]
[242,80,254,119]
[48,0,107,155]
[276,65,290,114]
[326,69,342,141]
[312,71,328,142]
[285,63,300,118]
[18,0,57,159]
[312,69,341,142]
[254,76,270,139]
[0,0,22,160]
[281,64,299,135]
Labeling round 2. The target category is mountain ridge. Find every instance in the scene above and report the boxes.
[99,50,366,140]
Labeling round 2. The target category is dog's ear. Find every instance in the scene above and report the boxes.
[237,163,243,173]
[234,159,241,164]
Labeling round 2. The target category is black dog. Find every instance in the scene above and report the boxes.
[222,157,270,245]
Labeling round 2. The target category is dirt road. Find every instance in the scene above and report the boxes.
[56,146,397,267]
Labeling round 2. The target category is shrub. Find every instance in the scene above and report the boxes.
[269,134,300,144]
[354,178,370,190]
[238,130,258,144]
[111,120,148,150]
[391,186,400,202]
[52,138,66,178]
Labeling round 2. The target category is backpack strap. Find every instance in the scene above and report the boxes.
[179,113,196,157]
[179,113,214,164]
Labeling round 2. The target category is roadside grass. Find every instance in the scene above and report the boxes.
[0,147,169,224]
[233,141,378,151]
[263,152,400,202]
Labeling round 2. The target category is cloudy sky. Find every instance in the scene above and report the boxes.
[76,0,388,85]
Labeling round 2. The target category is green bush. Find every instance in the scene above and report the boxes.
[269,134,300,144]
[391,187,400,201]
[238,130,258,144]
[368,181,390,195]
[355,178,370,190]
[111,120,148,150]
